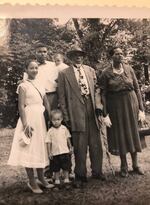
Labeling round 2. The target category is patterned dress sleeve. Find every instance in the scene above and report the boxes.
[130,67,144,111]
[98,70,108,117]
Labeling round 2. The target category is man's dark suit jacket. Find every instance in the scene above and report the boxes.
[57,65,103,132]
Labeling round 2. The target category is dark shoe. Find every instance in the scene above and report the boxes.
[75,175,87,183]
[120,168,129,178]
[81,176,88,183]
[73,180,83,188]
[69,172,75,180]
[92,173,106,181]
[133,167,144,175]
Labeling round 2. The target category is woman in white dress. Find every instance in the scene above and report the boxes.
[8,59,54,193]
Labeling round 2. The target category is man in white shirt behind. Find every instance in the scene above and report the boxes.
[23,43,60,110]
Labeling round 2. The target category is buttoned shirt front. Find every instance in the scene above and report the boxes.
[45,125,71,156]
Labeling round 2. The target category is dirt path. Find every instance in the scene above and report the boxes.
[0,128,150,205]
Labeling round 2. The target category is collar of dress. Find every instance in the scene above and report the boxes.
[112,63,124,75]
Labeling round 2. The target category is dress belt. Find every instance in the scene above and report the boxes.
[108,89,133,95]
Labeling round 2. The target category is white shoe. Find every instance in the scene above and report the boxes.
[69,173,75,179]
[44,183,54,189]
[64,178,70,184]
[55,179,61,185]
[27,182,43,194]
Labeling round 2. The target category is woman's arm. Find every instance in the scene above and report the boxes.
[18,86,27,128]
[97,70,112,127]
[47,142,53,159]
[130,68,144,111]
[101,91,108,117]
[18,86,34,137]
[97,71,108,117]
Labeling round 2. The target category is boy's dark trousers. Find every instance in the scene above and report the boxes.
[45,156,72,178]
[45,137,73,178]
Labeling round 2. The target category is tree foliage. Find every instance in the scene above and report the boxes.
[0,18,150,127]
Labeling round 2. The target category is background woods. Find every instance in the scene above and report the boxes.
[0,18,150,127]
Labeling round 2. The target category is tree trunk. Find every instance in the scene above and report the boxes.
[72,18,83,45]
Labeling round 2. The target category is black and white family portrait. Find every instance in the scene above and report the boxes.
[0,18,150,205]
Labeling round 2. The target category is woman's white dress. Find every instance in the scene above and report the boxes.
[8,80,49,168]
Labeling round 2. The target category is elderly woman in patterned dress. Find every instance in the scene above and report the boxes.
[98,47,146,177]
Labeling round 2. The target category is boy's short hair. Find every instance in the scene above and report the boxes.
[50,109,63,119]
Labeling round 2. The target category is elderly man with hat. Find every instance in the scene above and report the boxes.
[57,46,105,187]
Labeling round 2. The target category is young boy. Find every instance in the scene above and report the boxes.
[45,109,73,185]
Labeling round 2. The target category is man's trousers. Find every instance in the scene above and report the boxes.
[72,96,103,178]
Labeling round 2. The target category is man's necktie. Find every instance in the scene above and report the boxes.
[76,66,89,98]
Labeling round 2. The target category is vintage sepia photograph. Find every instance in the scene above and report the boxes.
[0,17,150,204]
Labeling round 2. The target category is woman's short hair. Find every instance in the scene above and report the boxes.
[25,55,38,69]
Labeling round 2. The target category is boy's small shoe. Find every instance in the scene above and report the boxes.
[64,178,71,184]
[69,173,75,180]
[55,179,61,185]
[27,182,43,194]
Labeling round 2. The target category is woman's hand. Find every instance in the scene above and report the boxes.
[103,115,112,127]
[138,110,145,122]
[24,125,34,138]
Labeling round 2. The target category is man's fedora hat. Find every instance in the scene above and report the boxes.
[66,46,86,59]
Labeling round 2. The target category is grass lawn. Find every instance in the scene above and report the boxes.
[0,127,150,205]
